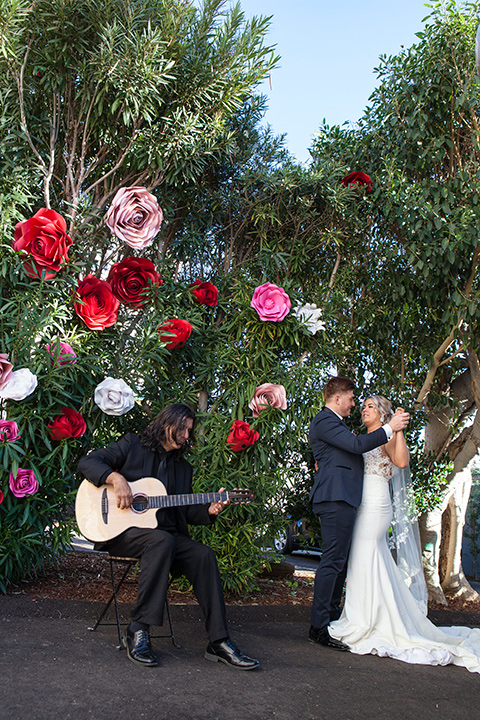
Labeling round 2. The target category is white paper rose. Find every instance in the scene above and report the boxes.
[294,303,325,335]
[0,368,38,401]
[94,377,135,416]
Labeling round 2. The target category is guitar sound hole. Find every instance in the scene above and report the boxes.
[132,494,148,513]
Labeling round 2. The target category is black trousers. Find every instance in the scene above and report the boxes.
[106,527,229,643]
[311,501,357,629]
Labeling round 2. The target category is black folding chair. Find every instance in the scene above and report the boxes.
[88,555,180,650]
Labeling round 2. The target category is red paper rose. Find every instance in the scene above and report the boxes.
[340,171,372,192]
[227,420,259,452]
[13,208,73,279]
[190,279,219,307]
[158,319,193,349]
[48,407,87,441]
[107,257,162,307]
[73,275,119,331]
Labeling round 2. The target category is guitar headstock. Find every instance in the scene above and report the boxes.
[228,488,254,504]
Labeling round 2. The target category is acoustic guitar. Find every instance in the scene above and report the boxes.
[75,477,254,543]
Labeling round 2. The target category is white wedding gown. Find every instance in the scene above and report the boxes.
[329,446,480,673]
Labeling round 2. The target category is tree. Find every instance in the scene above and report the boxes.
[310,1,480,603]
[0,0,350,592]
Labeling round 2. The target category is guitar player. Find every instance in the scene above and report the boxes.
[77,402,259,670]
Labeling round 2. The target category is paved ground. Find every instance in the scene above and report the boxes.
[2,594,480,720]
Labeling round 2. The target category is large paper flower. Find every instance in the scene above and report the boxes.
[48,408,87,441]
[248,383,287,418]
[0,368,37,401]
[158,319,193,349]
[13,208,73,279]
[227,420,259,452]
[46,341,77,367]
[0,420,20,442]
[107,257,163,307]
[73,275,119,331]
[340,171,372,193]
[105,186,163,249]
[190,279,219,307]
[9,468,39,498]
[294,303,326,334]
[94,377,135,416]
[250,282,291,322]
[0,353,13,390]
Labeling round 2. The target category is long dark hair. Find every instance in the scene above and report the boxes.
[139,403,196,458]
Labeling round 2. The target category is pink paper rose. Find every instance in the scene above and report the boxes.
[46,341,77,367]
[0,353,13,390]
[250,282,291,322]
[105,186,163,249]
[0,420,20,442]
[9,468,39,497]
[248,383,287,418]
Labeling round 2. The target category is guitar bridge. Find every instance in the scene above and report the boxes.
[101,488,108,525]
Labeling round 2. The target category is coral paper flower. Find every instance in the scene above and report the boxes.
[190,279,219,307]
[0,353,13,390]
[105,186,163,249]
[159,319,193,349]
[73,275,119,331]
[227,420,260,452]
[48,408,87,440]
[294,304,326,334]
[0,420,21,442]
[9,468,39,497]
[248,383,287,418]
[340,171,372,192]
[107,257,162,307]
[46,341,77,367]
[251,282,291,322]
[13,208,73,279]
[94,377,135,416]
[0,368,37,401]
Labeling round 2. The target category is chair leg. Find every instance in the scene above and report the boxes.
[165,597,181,648]
[88,559,134,650]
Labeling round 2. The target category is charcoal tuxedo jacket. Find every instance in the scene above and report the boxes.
[308,407,388,508]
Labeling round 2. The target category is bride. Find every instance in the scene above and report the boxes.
[329,395,480,673]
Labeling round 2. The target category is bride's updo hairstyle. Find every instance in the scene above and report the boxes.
[364,395,393,424]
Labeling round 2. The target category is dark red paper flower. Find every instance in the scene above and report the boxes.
[73,275,119,331]
[158,319,193,349]
[13,208,73,279]
[340,171,372,192]
[107,257,162,307]
[48,407,87,441]
[227,420,259,452]
[190,279,219,307]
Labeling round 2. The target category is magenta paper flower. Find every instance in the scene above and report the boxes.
[9,468,39,497]
[0,353,13,390]
[0,420,20,442]
[105,186,163,249]
[0,490,3,505]
[248,383,287,418]
[46,341,77,367]
[250,282,291,322]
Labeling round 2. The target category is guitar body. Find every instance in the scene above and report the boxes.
[75,477,166,543]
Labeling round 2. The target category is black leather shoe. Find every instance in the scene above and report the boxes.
[205,639,260,670]
[308,625,349,651]
[124,626,159,667]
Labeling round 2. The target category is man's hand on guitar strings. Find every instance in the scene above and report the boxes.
[208,487,229,516]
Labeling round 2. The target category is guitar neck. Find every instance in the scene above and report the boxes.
[146,491,228,510]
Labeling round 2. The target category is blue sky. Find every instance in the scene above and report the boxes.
[234,0,432,163]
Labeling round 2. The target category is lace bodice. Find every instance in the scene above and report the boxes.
[363,445,394,480]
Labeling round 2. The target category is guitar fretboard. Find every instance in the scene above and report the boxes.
[139,491,229,510]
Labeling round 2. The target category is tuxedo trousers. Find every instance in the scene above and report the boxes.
[105,527,229,643]
[311,501,357,629]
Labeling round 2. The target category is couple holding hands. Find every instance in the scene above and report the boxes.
[309,375,480,673]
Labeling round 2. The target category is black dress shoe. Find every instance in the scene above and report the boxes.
[308,625,349,651]
[205,639,260,670]
[124,626,159,667]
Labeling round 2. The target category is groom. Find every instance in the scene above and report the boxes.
[308,376,409,650]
